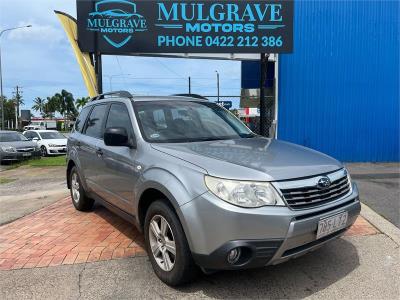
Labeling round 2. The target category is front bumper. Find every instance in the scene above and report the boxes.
[181,183,360,271]
[0,150,41,161]
[47,146,67,155]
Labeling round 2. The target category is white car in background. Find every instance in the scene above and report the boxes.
[23,130,67,157]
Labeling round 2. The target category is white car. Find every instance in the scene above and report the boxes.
[23,130,67,156]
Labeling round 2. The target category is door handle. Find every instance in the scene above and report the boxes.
[96,148,103,156]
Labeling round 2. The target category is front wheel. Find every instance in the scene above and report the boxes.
[40,146,47,157]
[144,200,198,286]
[69,166,94,211]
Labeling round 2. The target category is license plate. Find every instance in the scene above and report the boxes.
[22,153,31,157]
[316,211,348,239]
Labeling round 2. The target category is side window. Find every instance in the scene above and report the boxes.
[84,104,108,139]
[105,103,134,137]
[24,132,32,139]
[32,132,40,139]
[74,106,91,133]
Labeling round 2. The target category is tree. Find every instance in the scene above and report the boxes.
[0,96,16,128]
[42,101,55,119]
[76,97,90,110]
[51,90,77,131]
[32,97,45,115]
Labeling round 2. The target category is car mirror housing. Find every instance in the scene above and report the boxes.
[104,127,135,148]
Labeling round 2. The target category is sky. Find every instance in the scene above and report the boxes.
[0,0,242,116]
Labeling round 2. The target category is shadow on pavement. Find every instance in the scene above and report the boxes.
[178,238,360,299]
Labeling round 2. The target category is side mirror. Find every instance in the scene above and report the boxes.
[104,127,136,148]
[32,137,39,141]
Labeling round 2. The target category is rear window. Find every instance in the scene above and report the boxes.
[74,106,91,133]
[83,104,108,139]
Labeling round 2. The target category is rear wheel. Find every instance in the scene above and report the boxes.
[144,200,197,286]
[69,166,94,211]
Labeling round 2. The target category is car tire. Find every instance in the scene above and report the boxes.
[40,146,47,157]
[69,166,94,211]
[144,200,198,286]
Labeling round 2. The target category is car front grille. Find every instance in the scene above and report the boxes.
[278,169,351,210]
[16,148,34,152]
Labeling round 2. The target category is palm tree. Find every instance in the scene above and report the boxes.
[76,97,90,110]
[42,102,55,119]
[51,90,77,131]
[32,97,45,115]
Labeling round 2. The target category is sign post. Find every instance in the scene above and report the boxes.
[260,53,269,136]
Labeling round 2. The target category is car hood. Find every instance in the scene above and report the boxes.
[151,138,343,181]
[0,141,37,149]
[43,139,67,145]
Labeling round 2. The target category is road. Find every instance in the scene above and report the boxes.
[0,233,398,299]
[347,163,400,228]
[0,165,68,225]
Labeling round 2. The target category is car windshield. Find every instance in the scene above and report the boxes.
[39,132,65,140]
[0,132,29,142]
[134,101,255,143]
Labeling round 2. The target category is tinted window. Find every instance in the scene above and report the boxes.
[31,132,40,139]
[134,101,254,143]
[23,132,33,139]
[105,103,134,137]
[84,104,108,139]
[74,106,91,133]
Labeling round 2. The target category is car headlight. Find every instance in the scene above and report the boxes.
[205,175,285,208]
[0,146,17,153]
[48,144,58,147]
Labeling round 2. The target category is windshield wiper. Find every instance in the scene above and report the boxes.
[240,133,258,138]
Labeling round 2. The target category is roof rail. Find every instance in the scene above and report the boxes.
[90,91,133,102]
[171,93,208,100]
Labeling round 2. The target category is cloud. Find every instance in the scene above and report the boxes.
[6,21,64,44]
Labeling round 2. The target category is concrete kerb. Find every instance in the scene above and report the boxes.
[361,203,400,246]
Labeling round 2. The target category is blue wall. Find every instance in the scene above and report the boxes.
[277,0,399,162]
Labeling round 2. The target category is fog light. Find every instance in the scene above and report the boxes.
[227,247,241,264]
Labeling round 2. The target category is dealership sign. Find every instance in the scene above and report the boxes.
[77,0,293,53]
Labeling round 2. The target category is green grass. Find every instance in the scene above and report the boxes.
[27,156,67,167]
[0,177,16,184]
[1,156,67,169]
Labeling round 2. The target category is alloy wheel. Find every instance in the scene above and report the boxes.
[148,215,176,272]
[41,146,47,157]
[71,172,80,203]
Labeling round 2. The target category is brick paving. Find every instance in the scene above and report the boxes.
[0,197,378,271]
[0,197,146,271]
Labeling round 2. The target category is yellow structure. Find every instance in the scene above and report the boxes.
[54,11,97,97]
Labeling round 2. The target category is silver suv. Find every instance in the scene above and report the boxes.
[67,91,360,286]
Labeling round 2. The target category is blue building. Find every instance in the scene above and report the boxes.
[242,1,399,162]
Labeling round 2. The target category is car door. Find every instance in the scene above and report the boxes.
[95,102,139,214]
[79,103,109,194]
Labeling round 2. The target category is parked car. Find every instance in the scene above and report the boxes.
[23,120,57,131]
[23,130,67,157]
[0,130,41,163]
[66,92,361,286]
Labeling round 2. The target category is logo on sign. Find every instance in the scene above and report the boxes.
[86,0,147,48]
[317,177,331,190]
